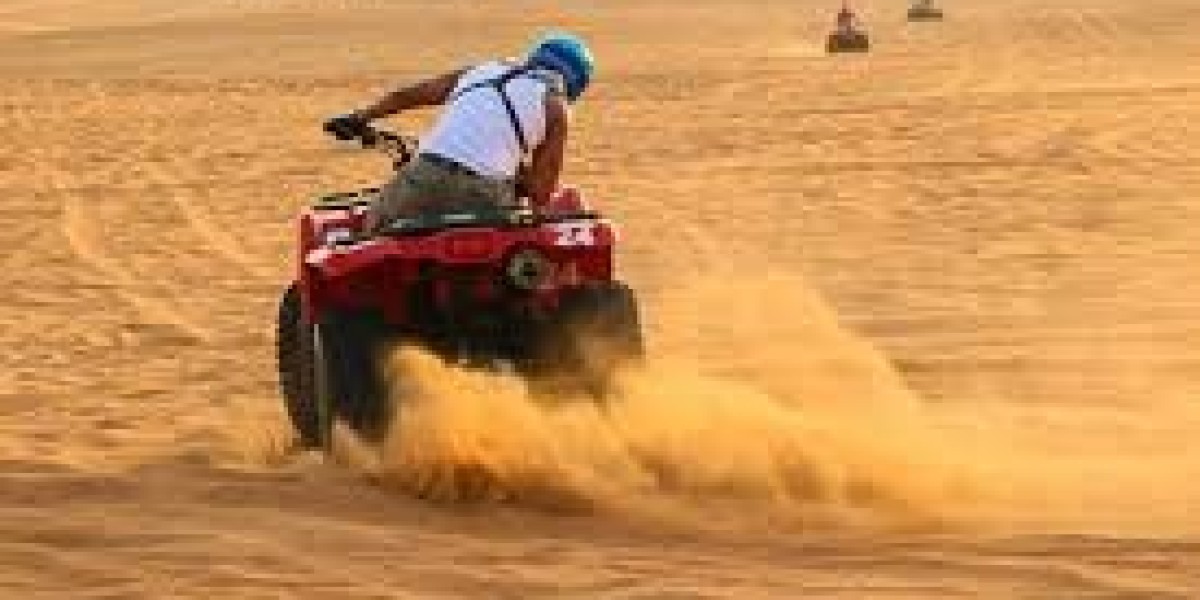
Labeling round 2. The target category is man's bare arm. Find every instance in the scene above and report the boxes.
[355,69,466,120]
[525,95,570,208]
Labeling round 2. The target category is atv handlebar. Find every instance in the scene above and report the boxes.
[326,120,418,170]
[358,126,418,170]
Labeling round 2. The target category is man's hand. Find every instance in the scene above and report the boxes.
[323,113,371,142]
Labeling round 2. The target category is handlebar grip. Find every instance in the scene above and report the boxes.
[359,128,380,148]
[323,114,371,142]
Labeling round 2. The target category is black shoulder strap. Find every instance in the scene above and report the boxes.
[452,66,534,157]
[494,70,530,157]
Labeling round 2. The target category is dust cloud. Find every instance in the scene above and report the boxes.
[331,271,1197,534]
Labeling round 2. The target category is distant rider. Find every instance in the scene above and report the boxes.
[837,4,858,32]
[324,33,595,234]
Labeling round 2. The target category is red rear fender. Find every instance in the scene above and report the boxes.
[297,214,617,322]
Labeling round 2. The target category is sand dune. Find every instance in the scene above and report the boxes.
[2,0,1199,597]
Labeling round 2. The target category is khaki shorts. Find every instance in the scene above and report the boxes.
[368,155,518,233]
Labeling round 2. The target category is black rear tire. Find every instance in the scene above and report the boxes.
[277,284,392,450]
[276,284,322,449]
[316,307,392,445]
[536,282,645,396]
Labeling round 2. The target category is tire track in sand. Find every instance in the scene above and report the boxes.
[137,154,274,280]
[167,189,272,280]
[60,193,213,344]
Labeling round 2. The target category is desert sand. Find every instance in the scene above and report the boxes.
[1,0,1199,597]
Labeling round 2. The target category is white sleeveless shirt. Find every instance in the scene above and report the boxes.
[419,62,552,180]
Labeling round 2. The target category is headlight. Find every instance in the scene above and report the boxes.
[507,248,553,290]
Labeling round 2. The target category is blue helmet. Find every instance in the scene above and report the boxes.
[527,33,595,102]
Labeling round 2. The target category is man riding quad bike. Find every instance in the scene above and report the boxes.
[277,33,644,451]
[907,0,944,22]
[326,33,589,228]
[827,3,871,53]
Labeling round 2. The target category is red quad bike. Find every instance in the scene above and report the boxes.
[277,126,644,451]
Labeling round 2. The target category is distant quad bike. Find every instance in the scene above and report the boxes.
[827,4,871,53]
[277,126,644,450]
[907,0,944,22]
